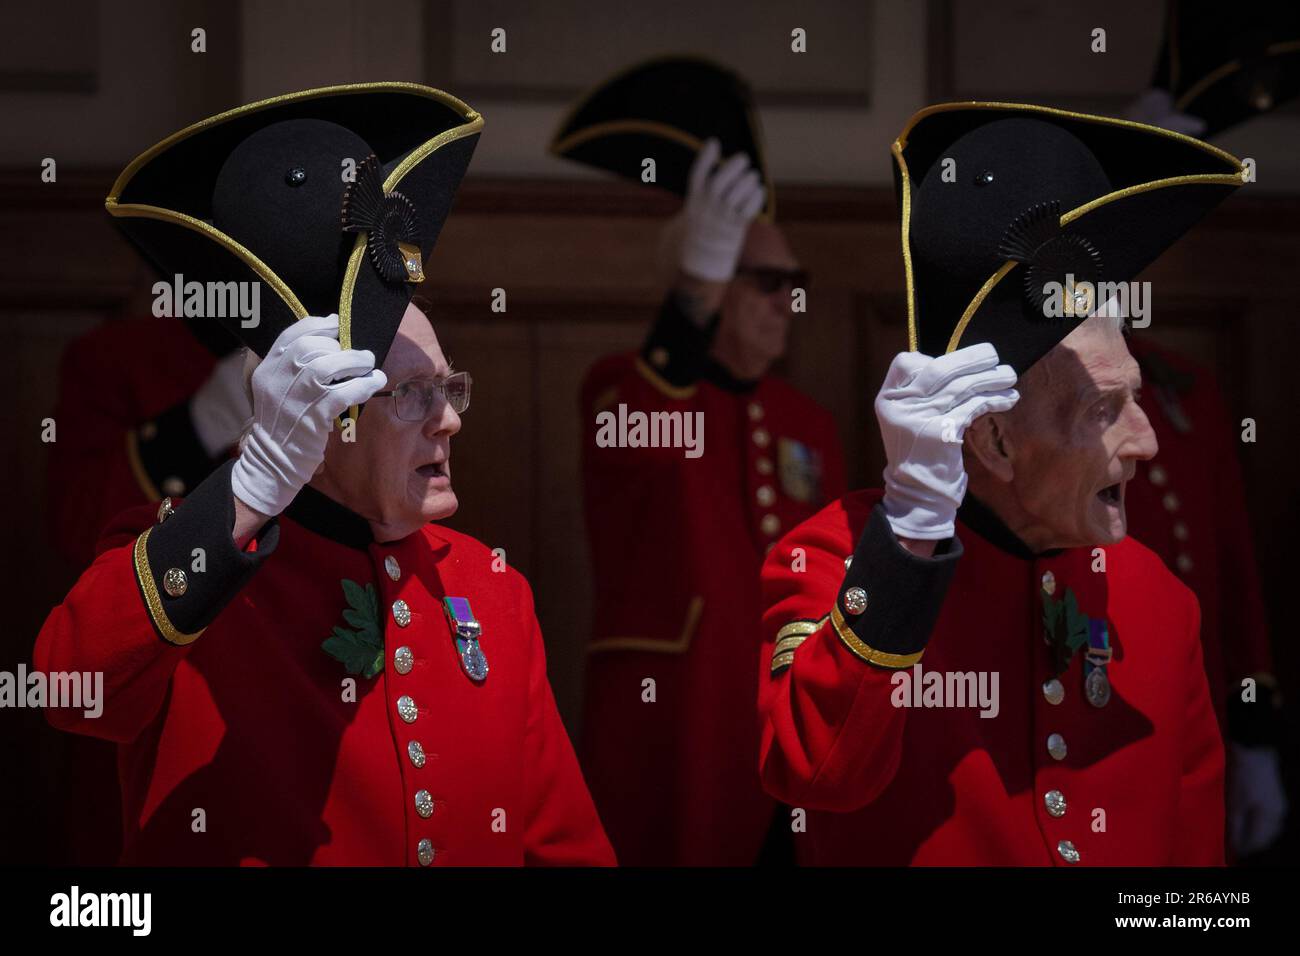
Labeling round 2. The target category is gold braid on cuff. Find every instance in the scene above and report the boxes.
[770,617,827,674]
[133,529,204,647]
[830,604,923,669]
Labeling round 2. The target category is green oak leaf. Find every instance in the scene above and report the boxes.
[322,579,385,678]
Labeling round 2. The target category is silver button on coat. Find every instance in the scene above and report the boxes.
[1047,733,1067,761]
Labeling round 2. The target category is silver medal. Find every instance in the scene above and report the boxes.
[461,638,489,682]
[1085,667,1111,708]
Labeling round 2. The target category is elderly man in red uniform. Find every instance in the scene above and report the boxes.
[35,84,613,867]
[760,103,1246,865]
[579,142,845,866]
[557,57,846,864]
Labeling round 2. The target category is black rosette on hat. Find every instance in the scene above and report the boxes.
[550,55,773,217]
[997,201,1104,318]
[341,154,424,283]
[106,83,482,373]
[892,103,1245,374]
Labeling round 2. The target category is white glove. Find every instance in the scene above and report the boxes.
[678,137,766,282]
[230,314,387,517]
[876,343,1019,540]
[1228,743,1288,857]
[1123,88,1208,137]
[190,349,252,458]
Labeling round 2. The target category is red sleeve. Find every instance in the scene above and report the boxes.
[518,576,616,866]
[33,505,194,743]
[35,463,278,744]
[1173,591,1227,865]
[758,523,904,811]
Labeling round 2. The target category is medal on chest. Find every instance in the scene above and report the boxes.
[442,596,488,683]
[1040,579,1112,707]
[1083,618,1112,708]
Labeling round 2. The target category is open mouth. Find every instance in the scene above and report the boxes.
[1096,483,1121,506]
[416,461,447,479]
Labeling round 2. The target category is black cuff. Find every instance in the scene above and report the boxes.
[832,504,963,666]
[132,460,279,646]
[131,398,223,500]
[1227,680,1284,748]
[638,294,719,390]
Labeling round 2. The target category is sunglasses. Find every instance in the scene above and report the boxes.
[735,266,811,295]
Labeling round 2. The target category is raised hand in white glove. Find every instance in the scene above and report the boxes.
[876,343,1019,540]
[189,349,252,459]
[1123,88,1208,138]
[1228,742,1289,857]
[230,314,387,518]
[679,137,766,282]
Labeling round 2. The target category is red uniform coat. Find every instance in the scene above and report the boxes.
[35,463,614,866]
[579,298,846,865]
[759,489,1225,865]
[1125,339,1275,737]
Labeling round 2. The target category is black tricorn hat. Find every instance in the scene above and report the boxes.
[1152,3,1300,137]
[894,103,1246,374]
[549,55,774,218]
[107,83,482,371]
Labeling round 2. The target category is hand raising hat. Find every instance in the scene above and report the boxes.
[106,82,483,369]
[550,55,773,217]
[893,102,1247,374]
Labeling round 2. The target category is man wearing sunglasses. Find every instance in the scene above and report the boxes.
[579,139,846,865]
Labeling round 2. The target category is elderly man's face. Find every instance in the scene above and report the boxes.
[989,316,1158,548]
[319,303,461,536]
[716,220,798,372]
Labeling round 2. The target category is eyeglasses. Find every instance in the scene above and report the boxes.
[735,266,811,295]
[372,371,472,421]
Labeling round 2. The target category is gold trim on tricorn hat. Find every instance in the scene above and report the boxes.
[107,82,483,376]
[550,54,774,219]
[891,101,1245,373]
